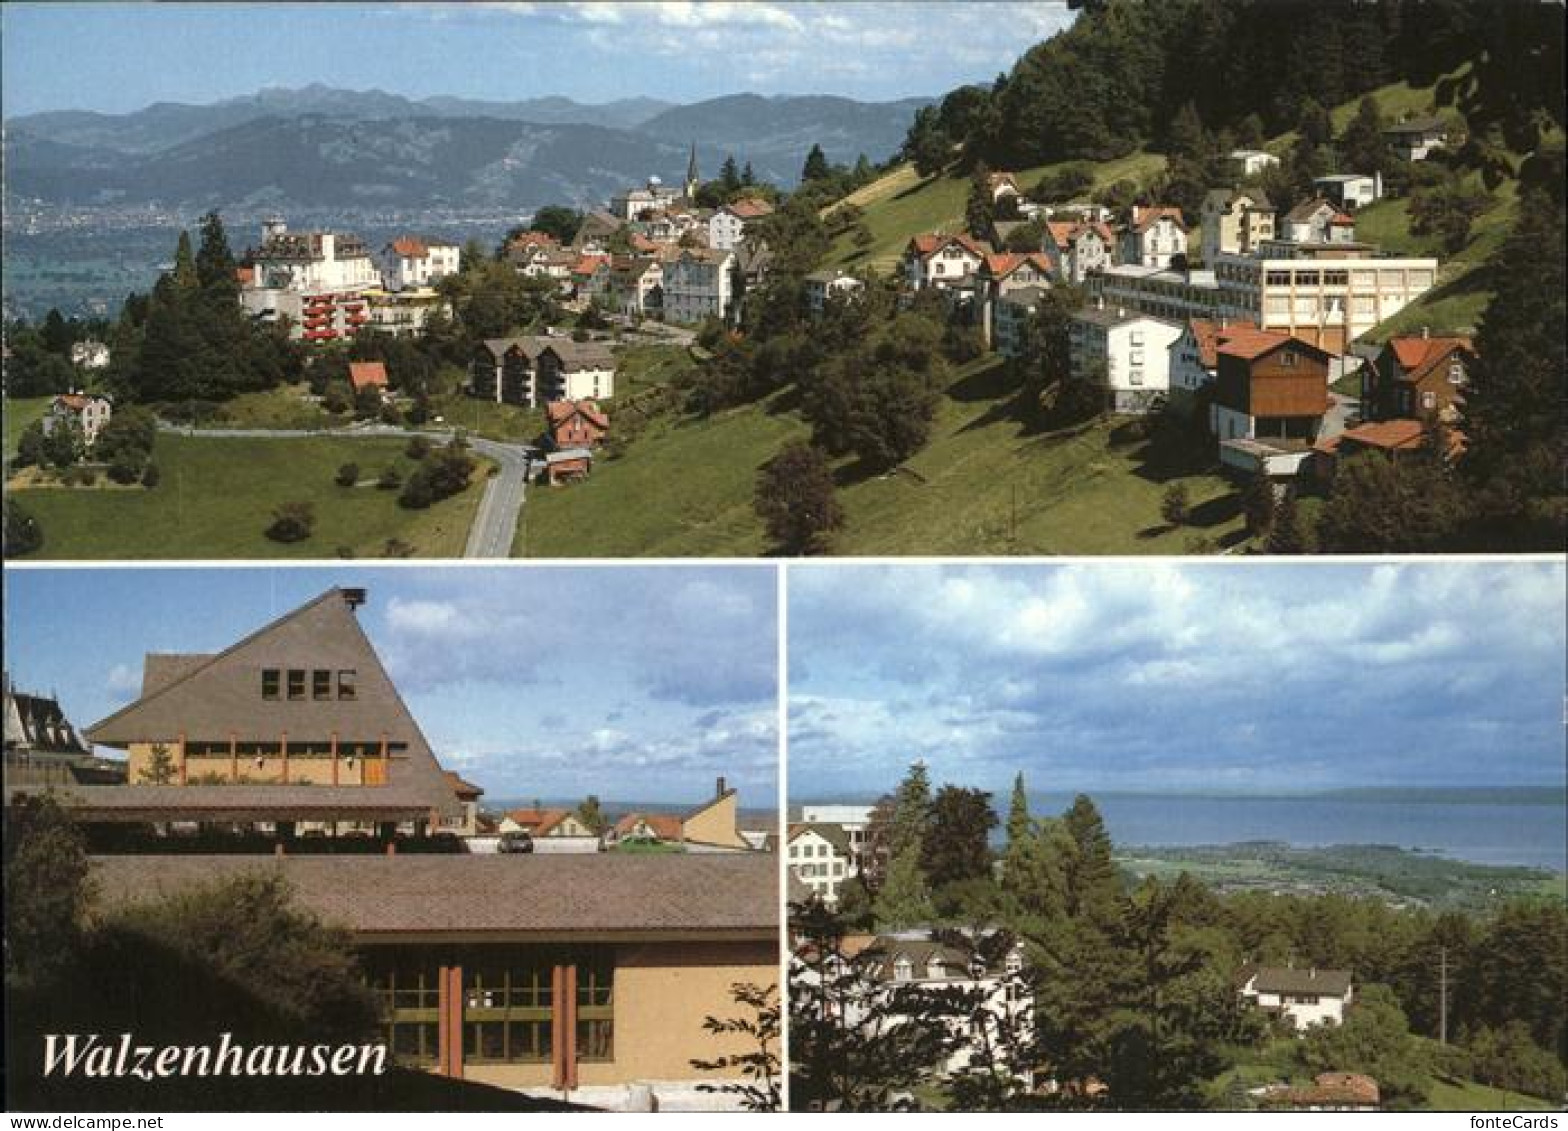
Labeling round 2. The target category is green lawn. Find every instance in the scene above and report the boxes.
[5,396,50,457]
[186,384,335,431]
[1426,1076,1554,1112]
[521,355,1245,557]
[11,433,486,559]
[519,391,808,557]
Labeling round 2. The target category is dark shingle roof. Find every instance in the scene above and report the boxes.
[90,854,778,938]
[1245,965,1353,997]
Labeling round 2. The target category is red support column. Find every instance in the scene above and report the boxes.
[379,732,389,786]
[177,731,187,785]
[447,965,465,1080]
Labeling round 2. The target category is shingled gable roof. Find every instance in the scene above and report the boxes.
[1387,334,1474,382]
[1216,328,1331,364]
[788,821,851,856]
[84,588,458,819]
[141,654,214,697]
[1243,965,1354,997]
[1187,318,1261,369]
[89,854,778,939]
[1130,205,1187,233]
[907,232,989,259]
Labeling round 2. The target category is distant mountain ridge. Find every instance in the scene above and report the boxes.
[4,84,931,211]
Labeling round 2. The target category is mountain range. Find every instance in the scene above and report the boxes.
[4,85,929,212]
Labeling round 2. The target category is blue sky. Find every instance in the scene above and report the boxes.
[1,2,1075,117]
[4,565,779,805]
[789,561,1568,798]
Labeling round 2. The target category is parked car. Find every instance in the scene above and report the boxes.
[498,830,535,854]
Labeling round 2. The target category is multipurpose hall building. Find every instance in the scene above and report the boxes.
[13,587,778,1107]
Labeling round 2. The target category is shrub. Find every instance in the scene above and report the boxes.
[107,460,142,485]
[1161,482,1191,527]
[405,436,430,461]
[140,463,161,488]
[264,501,315,543]
[3,497,44,557]
[376,466,403,490]
[397,473,435,509]
[334,462,359,487]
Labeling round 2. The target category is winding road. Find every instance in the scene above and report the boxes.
[158,422,535,558]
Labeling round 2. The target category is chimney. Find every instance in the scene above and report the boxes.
[342,588,367,611]
[716,775,727,798]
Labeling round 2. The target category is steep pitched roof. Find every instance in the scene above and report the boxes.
[89,854,778,938]
[1387,334,1474,382]
[1216,328,1328,363]
[1130,205,1187,233]
[389,236,428,258]
[788,822,851,855]
[980,252,1051,279]
[907,232,989,260]
[141,654,214,697]
[84,588,458,819]
[545,399,610,430]
[613,812,684,841]
[724,198,775,220]
[1187,318,1261,369]
[443,769,484,801]
[4,687,90,755]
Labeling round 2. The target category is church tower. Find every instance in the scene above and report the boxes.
[684,142,700,202]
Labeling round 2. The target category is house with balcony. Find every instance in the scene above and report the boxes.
[43,392,113,446]
[240,218,381,343]
[1201,188,1275,263]
[1383,116,1449,161]
[1238,965,1354,1031]
[902,232,990,292]
[1043,219,1115,284]
[1118,205,1189,269]
[379,236,460,292]
[662,247,736,324]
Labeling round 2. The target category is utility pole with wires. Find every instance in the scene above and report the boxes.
[1438,946,1450,1045]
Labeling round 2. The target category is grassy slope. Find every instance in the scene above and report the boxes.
[4,396,50,457]
[523,356,1245,557]
[13,434,485,559]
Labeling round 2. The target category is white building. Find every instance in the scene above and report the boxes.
[903,232,988,292]
[1119,205,1190,270]
[1069,302,1184,414]
[1230,149,1280,178]
[611,176,682,222]
[804,269,866,314]
[1281,198,1356,245]
[708,198,775,252]
[1238,966,1354,1031]
[1041,219,1114,284]
[1383,116,1449,162]
[379,236,460,292]
[1166,317,1259,401]
[787,824,856,906]
[365,287,449,337]
[662,247,736,324]
[241,218,381,343]
[861,931,1034,1082]
[43,393,113,446]
[1090,264,1223,326]
[1313,173,1382,210]
[69,340,111,370]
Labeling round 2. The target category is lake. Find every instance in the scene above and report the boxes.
[1026,791,1567,873]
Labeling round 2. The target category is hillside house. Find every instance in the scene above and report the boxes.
[43,392,113,446]
[1264,1073,1381,1112]
[611,176,681,222]
[1313,173,1381,210]
[1069,302,1185,414]
[1238,965,1354,1030]
[1167,317,1260,401]
[995,286,1049,360]
[1362,331,1473,423]
[976,252,1053,345]
[708,198,774,251]
[545,399,609,450]
[1043,219,1115,284]
[1383,116,1449,161]
[1282,198,1356,245]
[1230,149,1280,177]
[903,232,989,292]
[1201,188,1276,262]
[662,247,736,324]
[379,236,460,292]
[347,360,389,397]
[470,337,615,406]
[70,339,111,369]
[572,210,625,254]
[1210,328,1332,478]
[1119,205,1189,269]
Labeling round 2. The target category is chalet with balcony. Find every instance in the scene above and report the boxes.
[1362,332,1474,423]
[1210,329,1332,478]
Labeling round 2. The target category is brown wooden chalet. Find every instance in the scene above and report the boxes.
[545,399,609,450]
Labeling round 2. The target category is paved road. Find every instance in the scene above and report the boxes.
[158,422,535,559]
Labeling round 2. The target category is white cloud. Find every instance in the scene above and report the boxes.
[105,663,141,696]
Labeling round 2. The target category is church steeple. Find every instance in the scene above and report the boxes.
[685,142,700,201]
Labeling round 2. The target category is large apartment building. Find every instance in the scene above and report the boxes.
[241,219,382,343]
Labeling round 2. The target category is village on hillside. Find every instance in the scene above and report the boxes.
[6,9,1561,560]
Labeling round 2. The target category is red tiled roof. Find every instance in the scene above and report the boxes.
[507,230,560,251]
[614,812,684,841]
[907,231,989,260]
[725,198,775,220]
[391,236,428,258]
[235,266,255,286]
[1131,205,1187,233]
[505,807,572,836]
[572,254,608,276]
[1215,328,1299,361]
[347,361,388,390]
[981,251,1051,279]
[545,399,610,429]
[1388,335,1474,382]
[1188,318,1260,369]
[1340,418,1427,451]
[54,393,96,411]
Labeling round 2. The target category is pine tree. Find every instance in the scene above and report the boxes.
[140,742,177,784]
[720,155,741,195]
[195,210,237,293]
[171,231,198,290]
[965,161,995,240]
[802,143,831,183]
[874,841,934,931]
[1005,772,1031,849]
[1265,491,1307,553]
